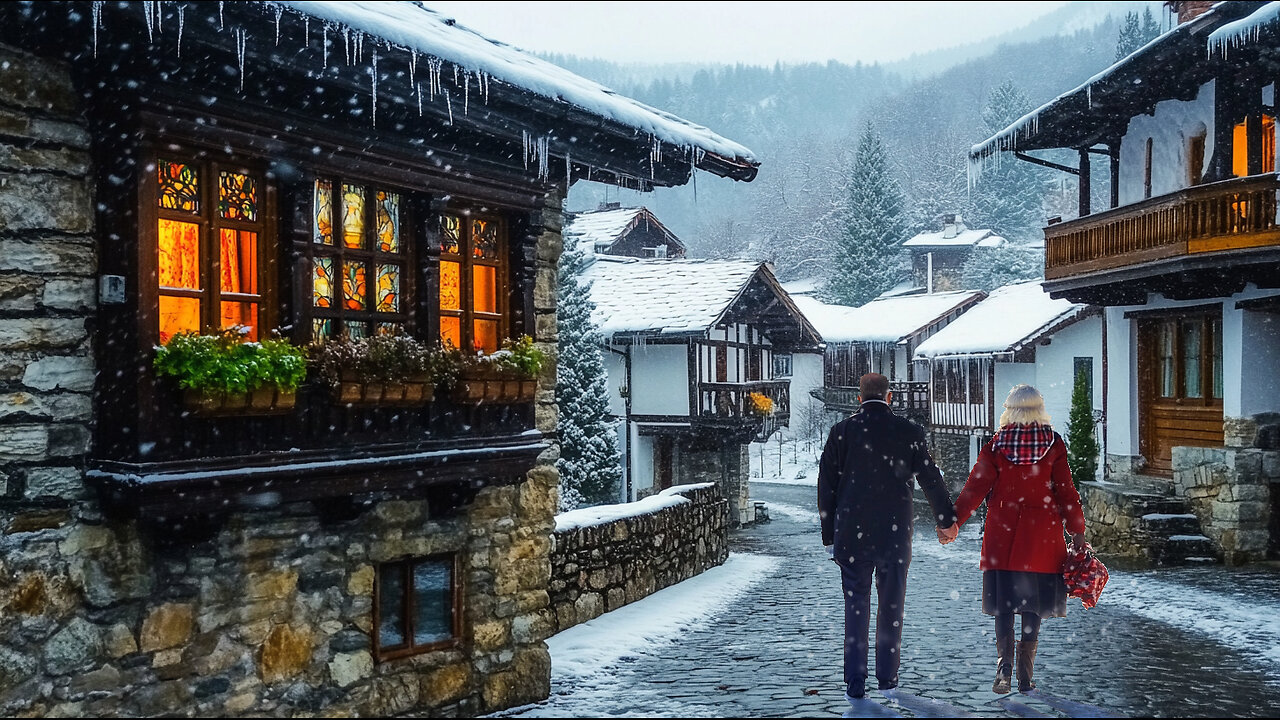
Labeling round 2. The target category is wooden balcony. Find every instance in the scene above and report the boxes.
[697,380,791,429]
[1045,174,1280,287]
[811,381,930,418]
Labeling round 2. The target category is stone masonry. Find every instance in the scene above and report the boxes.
[0,42,564,717]
[1172,444,1276,565]
[547,484,728,634]
[674,442,751,527]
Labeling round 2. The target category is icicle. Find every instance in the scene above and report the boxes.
[322,25,328,68]
[409,50,416,86]
[235,27,247,91]
[143,0,154,42]
[274,6,283,45]
[416,83,423,116]
[452,64,459,86]
[445,90,453,125]
[304,16,309,44]
[91,0,102,58]
[565,150,571,195]
[342,28,350,65]
[464,74,469,115]
[522,130,529,170]
[371,50,378,127]
[219,0,224,29]
[155,0,162,33]
[175,5,186,58]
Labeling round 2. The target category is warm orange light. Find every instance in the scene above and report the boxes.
[472,265,497,313]
[474,319,498,354]
[221,302,259,340]
[159,295,200,342]
[440,316,461,349]
[1233,115,1276,177]
[440,261,461,311]
[158,219,200,289]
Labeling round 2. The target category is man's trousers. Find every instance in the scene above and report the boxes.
[839,552,909,693]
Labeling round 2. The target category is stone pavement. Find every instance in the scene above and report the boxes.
[507,482,1280,718]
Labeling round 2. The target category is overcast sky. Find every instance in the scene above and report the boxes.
[423,1,1073,65]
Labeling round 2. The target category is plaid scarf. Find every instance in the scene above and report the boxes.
[992,423,1055,464]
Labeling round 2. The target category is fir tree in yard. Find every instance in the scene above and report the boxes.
[971,79,1047,245]
[825,123,906,306]
[1065,368,1100,488]
[556,246,623,510]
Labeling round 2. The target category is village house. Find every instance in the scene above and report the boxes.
[913,281,1103,490]
[791,289,985,425]
[902,213,1005,293]
[564,204,687,259]
[581,256,821,526]
[0,1,757,716]
[970,0,1280,563]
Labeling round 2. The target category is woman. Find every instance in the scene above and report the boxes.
[952,384,1087,694]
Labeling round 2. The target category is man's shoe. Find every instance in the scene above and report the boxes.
[844,688,866,703]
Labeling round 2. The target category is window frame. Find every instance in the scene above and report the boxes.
[306,175,416,342]
[372,553,463,662]
[145,151,278,344]
[1150,314,1222,406]
[773,352,793,379]
[438,211,509,353]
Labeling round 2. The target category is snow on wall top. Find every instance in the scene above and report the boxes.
[274,2,757,165]
[554,483,714,533]
[913,281,1086,359]
[1208,1,1280,54]
[902,226,1005,248]
[792,291,982,345]
[583,256,760,337]
[564,208,647,255]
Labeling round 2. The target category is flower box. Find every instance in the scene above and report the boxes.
[452,372,536,405]
[183,385,297,416]
[334,371,434,406]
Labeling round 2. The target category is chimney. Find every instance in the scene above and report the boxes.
[941,213,961,239]
[1167,1,1214,25]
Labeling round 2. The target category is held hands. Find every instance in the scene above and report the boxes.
[936,522,959,545]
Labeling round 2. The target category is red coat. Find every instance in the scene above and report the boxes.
[954,432,1087,574]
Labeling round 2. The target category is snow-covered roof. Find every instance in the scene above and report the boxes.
[968,2,1251,175]
[1209,2,1280,55]
[275,2,757,170]
[903,226,1005,249]
[781,277,824,297]
[583,257,762,336]
[565,208,646,254]
[792,290,983,345]
[913,281,1089,359]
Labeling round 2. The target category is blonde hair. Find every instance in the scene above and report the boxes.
[998,384,1051,428]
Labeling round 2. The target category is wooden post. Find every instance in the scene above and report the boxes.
[1247,111,1263,176]
[1078,148,1091,217]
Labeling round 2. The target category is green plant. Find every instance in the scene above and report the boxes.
[1065,369,1099,488]
[154,329,308,394]
[313,334,449,387]
[462,335,545,379]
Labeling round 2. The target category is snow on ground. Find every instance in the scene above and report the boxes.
[501,553,781,718]
[748,435,821,486]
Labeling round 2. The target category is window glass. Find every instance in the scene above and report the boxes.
[438,213,505,352]
[1211,318,1223,400]
[377,565,406,649]
[412,560,453,646]
[1182,320,1202,398]
[1158,320,1175,398]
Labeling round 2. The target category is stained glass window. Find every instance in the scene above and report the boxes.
[342,184,366,249]
[441,215,461,255]
[314,180,334,245]
[313,257,334,308]
[440,261,460,311]
[377,322,401,336]
[347,323,369,340]
[158,160,199,213]
[440,317,461,349]
[472,218,499,259]
[218,171,258,221]
[343,261,367,311]
[376,191,400,254]
[376,264,400,313]
[313,318,333,341]
[154,158,267,348]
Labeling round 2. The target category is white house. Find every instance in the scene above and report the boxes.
[584,256,822,526]
[913,281,1102,483]
[969,0,1280,563]
[902,214,1006,292]
[564,204,687,259]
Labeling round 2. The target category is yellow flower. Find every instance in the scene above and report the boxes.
[748,392,774,416]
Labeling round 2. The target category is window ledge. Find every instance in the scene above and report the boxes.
[87,433,548,518]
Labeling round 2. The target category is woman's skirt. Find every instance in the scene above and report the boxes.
[982,569,1067,618]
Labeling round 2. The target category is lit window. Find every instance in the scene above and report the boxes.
[1232,115,1276,177]
[155,159,267,342]
[439,213,506,353]
[311,179,409,340]
[375,555,458,660]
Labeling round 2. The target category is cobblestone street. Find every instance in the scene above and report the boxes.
[510,482,1280,718]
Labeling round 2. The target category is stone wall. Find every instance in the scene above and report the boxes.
[1079,481,1216,563]
[675,442,751,527]
[1172,445,1276,565]
[0,42,564,717]
[928,432,971,495]
[547,484,728,634]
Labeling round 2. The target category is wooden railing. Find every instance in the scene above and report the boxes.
[697,380,791,425]
[1044,174,1280,280]
[812,381,929,416]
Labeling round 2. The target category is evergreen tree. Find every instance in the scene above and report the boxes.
[1116,10,1160,60]
[1065,368,1100,488]
[971,79,1047,244]
[959,244,1043,292]
[825,123,906,306]
[1141,7,1162,44]
[555,246,623,510]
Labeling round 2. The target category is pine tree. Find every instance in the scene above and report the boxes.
[1115,10,1160,61]
[959,243,1043,292]
[971,79,1047,244]
[555,246,623,510]
[1065,369,1099,488]
[825,123,906,306]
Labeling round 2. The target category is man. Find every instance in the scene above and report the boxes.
[817,372,959,700]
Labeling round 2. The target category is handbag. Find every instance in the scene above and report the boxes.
[1062,539,1108,609]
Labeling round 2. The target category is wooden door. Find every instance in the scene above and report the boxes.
[1137,315,1224,476]
[654,436,674,491]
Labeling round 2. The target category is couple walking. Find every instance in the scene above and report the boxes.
[817,373,1087,700]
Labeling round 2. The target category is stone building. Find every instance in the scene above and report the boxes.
[970,0,1280,563]
[0,2,756,716]
[902,214,1005,293]
[583,256,820,525]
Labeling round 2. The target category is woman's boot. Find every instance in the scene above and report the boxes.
[1016,640,1038,692]
[992,621,1013,693]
